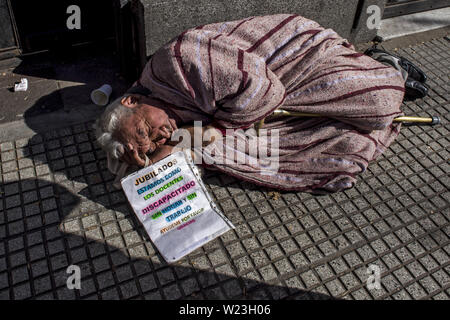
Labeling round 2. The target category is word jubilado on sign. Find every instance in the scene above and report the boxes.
[134,159,178,186]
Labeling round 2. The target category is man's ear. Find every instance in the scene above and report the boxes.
[116,144,125,158]
[121,95,140,108]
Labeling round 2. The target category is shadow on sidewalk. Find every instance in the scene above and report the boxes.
[8,45,340,298]
[0,48,130,125]
[13,87,337,299]
[3,177,337,300]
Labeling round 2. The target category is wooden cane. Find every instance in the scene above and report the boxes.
[255,110,441,136]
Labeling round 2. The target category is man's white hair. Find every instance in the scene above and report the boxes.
[94,95,133,160]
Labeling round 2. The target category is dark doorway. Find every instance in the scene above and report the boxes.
[10,0,116,54]
[0,0,20,60]
[0,0,133,125]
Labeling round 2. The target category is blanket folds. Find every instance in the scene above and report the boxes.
[138,14,405,193]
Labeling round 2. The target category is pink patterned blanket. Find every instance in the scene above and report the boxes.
[137,14,405,192]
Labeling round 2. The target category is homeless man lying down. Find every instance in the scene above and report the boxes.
[95,14,428,194]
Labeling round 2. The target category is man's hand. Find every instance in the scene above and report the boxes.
[120,143,175,168]
[167,124,222,147]
[119,125,221,167]
[120,143,147,167]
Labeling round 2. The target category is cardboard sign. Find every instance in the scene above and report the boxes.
[121,151,234,262]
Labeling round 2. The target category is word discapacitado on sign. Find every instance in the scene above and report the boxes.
[121,151,234,263]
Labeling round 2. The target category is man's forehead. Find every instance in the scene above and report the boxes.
[121,112,142,127]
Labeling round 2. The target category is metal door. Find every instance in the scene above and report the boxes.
[0,0,20,60]
[384,0,450,18]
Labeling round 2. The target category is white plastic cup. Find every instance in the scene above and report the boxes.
[91,84,113,106]
[14,78,28,92]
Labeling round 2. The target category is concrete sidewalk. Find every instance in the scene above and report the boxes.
[378,7,450,41]
[0,34,449,300]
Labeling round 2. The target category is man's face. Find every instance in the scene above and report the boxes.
[113,103,177,165]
